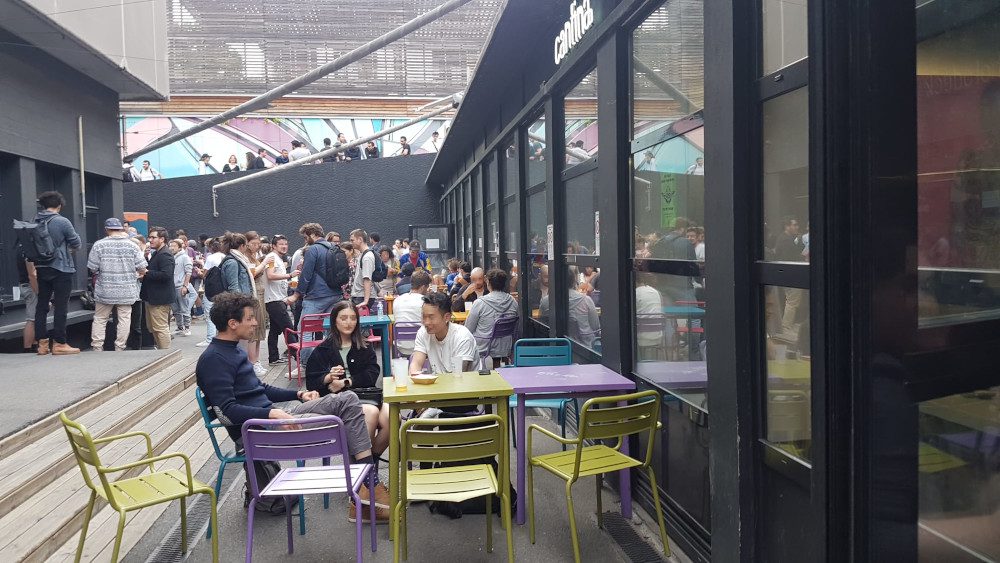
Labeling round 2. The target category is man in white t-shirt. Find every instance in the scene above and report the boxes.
[289,140,312,162]
[350,228,376,310]
[264,235,300,364]
[392,269,431,356]
[196,238,228,347]
[409,291,478,376]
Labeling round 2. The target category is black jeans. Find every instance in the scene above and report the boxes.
[34,267,74,344]
[266,300,297,363]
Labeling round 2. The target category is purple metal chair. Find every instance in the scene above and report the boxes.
[392,322,423,358]
[635,314,667,360]
[475,314,519,369]
[241,416,376,563]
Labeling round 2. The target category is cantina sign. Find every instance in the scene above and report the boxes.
[553,0,595,65]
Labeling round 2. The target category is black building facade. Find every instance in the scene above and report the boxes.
[428,0,1000,561]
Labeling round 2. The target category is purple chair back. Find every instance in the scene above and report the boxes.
[479,314,519,364]
[241,416,352,498]
[392,322,423,358]
[636,314,665,333]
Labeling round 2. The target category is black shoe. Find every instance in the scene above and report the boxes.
[269,359,283,365]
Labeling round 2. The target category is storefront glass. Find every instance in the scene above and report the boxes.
[764,285,812,461]
[503,136,518,197]
[526,116,547,187]
[564,68,598,171]
[762,87,809,263]
[761,0,807,75]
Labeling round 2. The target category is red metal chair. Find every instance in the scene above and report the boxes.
[284,313,329,386]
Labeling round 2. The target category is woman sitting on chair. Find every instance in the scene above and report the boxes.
[305,300,391,466]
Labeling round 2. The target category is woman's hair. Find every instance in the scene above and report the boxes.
[228,154,238,163]
[221,231,247,253]
[244,230,260,242]
[323,300,367,349]
[339,242,354,253]
[245,152,255,168]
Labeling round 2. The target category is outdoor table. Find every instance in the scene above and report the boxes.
[383,371,513,541]
[500,363,636,525]
[322,314,394,376]
[450,311,468,324]
[662,305,706,359]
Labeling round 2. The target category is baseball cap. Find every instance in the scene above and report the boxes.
[201,153,211,159]
[104,218,124,230]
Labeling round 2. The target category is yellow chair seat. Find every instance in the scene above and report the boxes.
[532,445,641,480]
[405,464,498,503]
[102,469,207,509]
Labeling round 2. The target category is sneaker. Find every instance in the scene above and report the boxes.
[269,359,283,365]
[183,329,192,337]
[253,362,267,376]
[358,483,390,510]
[347,501,389,524]
[196,340,211,347]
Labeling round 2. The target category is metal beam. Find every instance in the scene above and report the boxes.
[633,56,695,115]
[123,0,476,161]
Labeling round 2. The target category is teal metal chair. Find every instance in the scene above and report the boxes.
[507,338,577,450]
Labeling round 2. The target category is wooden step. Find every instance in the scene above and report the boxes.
[0,377,203,562]
[0,350,181,459]
[45,363,293,562]
[0,355,198,516]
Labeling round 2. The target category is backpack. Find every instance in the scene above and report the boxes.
[122,167,135,183]
[365,249,388,283]
[12,215,57,265]
[243,459,300,515]
[315,241,351,291]
[203,256,232,300]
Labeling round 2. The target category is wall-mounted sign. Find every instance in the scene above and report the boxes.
[553,0,595,65]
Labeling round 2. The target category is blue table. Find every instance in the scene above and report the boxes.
[322,314,393,376]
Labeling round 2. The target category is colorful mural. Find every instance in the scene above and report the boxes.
[120,115,452,179]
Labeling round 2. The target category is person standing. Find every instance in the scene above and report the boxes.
[30,191,82,355]
[398,137,411,156]
[197,153,213,175]
[264,235,299,365]
[364,141,379,159]
[340,133,361,161]
[137,160,162,181]
[222,154,241,173]
[169,239,195,336]
[349,229,375,310]
[244,231,270,375]
[295,223,342,366]
[430,131,440,152]
[197,238,226,347]
[87,219,146,351]
[250,148,271,170]
[289,140,311,162]
[140,226,175,350]
[275,149,290,165]
[17,249,38,353]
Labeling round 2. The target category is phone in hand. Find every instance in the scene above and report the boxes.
[478,368,491,375]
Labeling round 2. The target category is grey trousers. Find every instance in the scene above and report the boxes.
[287,391,372,457]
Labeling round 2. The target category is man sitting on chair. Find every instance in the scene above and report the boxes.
[408,292,479,418]
[196,291,389,522]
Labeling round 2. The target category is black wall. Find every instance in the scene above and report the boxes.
[123,154,441,241]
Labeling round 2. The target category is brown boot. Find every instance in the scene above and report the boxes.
[51,342,81,355]
[37,339,50,355]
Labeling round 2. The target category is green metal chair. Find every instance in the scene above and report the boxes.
[60,412,219,563]
[526,390,669,562]
[393,414,514,563]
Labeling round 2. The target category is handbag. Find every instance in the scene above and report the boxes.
[351,386,383,407]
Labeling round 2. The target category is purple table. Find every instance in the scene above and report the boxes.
[500,364,636,525]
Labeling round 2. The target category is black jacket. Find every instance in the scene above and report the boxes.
[305,339,380,396]
[140,247,175,305]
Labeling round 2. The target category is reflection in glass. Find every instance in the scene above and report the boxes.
[565,69,598,170]
[916,9,1000,326]
[526,117,547,187]
[764,285,811,461]
[503,136,518,197]
[762,87,809,261]
[761,0,807,75]
[545,265,602,352]
[527,262,549,326]
[527,190,548,259]
[918,386,1000,561]
[632,1,705,143]
[565,172,599,256]
[633,131,705,259]
[503,201,518,261]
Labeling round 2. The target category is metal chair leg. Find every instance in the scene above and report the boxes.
[559,406,568,452]
[245,498,256,563]
[501,492,515,563]
[486,494,494,553]
[565,483,581,563]
[646,466,672,557]
[207,490,220,562]
[528,462,537,544]
[75,491,96,563]
[596,473,603,529]
[110,511,127,563]
[180,497,187,554]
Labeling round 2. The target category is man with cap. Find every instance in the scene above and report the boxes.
[197,153,213,175]
[87,218,147,351]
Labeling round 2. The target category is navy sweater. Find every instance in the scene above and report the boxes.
[196,338,299,439]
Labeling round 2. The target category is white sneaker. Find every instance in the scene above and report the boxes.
[183,329,192,337]
[253,362,267,376]
[196,340,210,347]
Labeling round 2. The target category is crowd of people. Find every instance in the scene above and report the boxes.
[122,131,444,182]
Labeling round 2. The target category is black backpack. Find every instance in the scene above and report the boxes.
[203,256,232,300]
[12,215,57,265]
[315,241,351,291]
[365,249,388,283]
[243,459,300,515]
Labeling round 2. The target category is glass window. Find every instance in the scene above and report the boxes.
[632,1,705,144]
[526,117,547,187]
[918,386,1000,560]
[764,285,812,461]
[633,271,707,406]
[503,136,518,197]
[762,87,809,262]
[761,0,808,76]
[504,200,518,261]
[633,132,705,260]
[527,190,548,260]
[558,265,602,352]
[565,172,600,256]
[916,11,1000,326]
[564,69,599,170]
[527,186,550,327]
